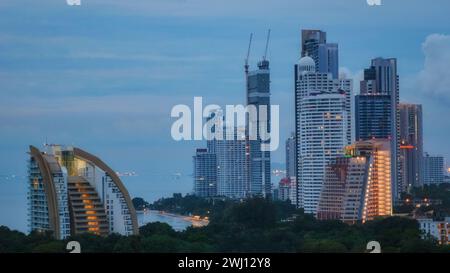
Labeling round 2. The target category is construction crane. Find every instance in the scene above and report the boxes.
[263,29,271,61]
[244,33,253,105]
[244,33,253,74]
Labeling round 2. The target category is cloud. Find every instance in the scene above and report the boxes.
[418,34,450,101]
[339,67,363,94]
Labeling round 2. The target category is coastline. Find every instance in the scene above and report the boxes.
[137,209,209,231]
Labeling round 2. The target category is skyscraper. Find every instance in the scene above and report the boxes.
[246,59,272,197]
[193,148,217,198]
[399,103,423,190]
[213,126,250,199]
[317,139,393,223]
[295,55,352,214]
[423,153,445,185]
[355,57,400,201]
[301,29,339,79]
[285,133,296,180]
[285,133,297,205]
[193,109,250,200]
[301,29,327,61]
[318,43,339,79]
[28,145,138,239]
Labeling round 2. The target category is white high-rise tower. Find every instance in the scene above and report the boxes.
[295,56,352,214]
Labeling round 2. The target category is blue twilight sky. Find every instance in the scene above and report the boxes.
[1,0,450,202]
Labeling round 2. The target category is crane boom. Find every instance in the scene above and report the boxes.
[245,33,253,73]
[263,29,271,60]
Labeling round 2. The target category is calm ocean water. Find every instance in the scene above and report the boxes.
[137,210,201,231]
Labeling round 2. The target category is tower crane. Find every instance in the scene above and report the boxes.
[244,33,253,74]
[263,29,271,61]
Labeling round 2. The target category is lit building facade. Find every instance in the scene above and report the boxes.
[355,57,401,201]
[317,139,393,223]
[28,145,138,239]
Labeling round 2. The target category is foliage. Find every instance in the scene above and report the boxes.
[0,197,448,253]
[132,197,150,211]
[148,194,226,217]
[394,184,450,218]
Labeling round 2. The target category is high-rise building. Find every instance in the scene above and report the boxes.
[355,95,392,139]
[301,29,327,64]
[193,109,250,200]
[28,145,138,239]
[423,153,445,185]
[301,29,339,79]
[277,177,291,202]
[317,139,393,224]
[399,103,423,190]
[213,126,250,199]
[193,148,217,198]
[285,133,296,180]
[285,133,297,206]
[246,59,272,197]
[295,55,352,214]
[355,57,400,201]
[317,156,368,223]
[318,43,339,80]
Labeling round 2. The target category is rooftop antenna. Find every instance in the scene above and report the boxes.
[245,33,253,74]
[263,29,271,61]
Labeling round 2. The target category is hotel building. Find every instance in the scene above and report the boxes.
[28,144,138,239]
[317,139,393,223]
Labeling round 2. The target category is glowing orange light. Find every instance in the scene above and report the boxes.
[400,145,414,149]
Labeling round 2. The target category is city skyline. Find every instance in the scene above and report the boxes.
[1,0,450,231]
[191,27,446,222]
